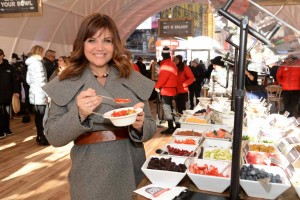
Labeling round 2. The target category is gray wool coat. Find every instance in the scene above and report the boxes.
[43,66,156,200]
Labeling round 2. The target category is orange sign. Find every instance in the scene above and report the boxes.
[155,40,179,50]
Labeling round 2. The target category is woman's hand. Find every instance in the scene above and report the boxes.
[77,88,102,121]
[245,70,253,80]
[245,70,250,76]
[132,102,145,133]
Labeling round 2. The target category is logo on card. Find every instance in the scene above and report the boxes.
[145,187,170,197]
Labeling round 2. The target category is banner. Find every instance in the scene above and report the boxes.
[0,0,42,17]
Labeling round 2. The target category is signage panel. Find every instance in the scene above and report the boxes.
[158,18,194,37]
[0,0,42,17]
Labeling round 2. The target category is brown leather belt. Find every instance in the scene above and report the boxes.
[75,128,129,145]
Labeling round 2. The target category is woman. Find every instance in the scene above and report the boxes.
[49,56,70,81]
[173,55,194,114]
[43,13,156,200]
[26,45,49,145]
[208,56,233,97]
[245,68,267,100]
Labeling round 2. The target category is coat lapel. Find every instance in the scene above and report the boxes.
[43,68,95,106]
[107,67,155,101]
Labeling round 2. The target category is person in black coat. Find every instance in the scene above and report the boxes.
[11,53,31,115]
[205,59,214,82]
[135,57,147,77]
[43,49,57,81]
[0,49,20,139]
[188,58,206,109]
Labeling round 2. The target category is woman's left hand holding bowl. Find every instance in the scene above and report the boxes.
[132,102,145,133]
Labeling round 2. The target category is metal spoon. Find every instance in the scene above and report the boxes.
[98,95,131,104]
[91,111,103,116]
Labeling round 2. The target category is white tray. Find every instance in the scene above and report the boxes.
[202,138,232,149]
[202,147,232,161]
[179,117,212,130]
[172,128,207,138]
[169,136,202,146]
[162,143,200,157]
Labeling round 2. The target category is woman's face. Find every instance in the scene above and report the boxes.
[192,62,197,67]
[58,58,66,68]
[84,29,113,69]
[173,57,179,65]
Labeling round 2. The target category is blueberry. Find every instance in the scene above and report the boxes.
[241,165,247,171]
[275,174,281,179]
[256,174,261,179]
[277,179,282,183]
[250,169,256,175]
[271,177,276,183]
[247,171,251,176]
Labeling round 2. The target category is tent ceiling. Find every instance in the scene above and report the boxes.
[0,0,299,58]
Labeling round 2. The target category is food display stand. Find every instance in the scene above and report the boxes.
[132,118,300,199]
[133,0,300,199]
[133,18,299,200]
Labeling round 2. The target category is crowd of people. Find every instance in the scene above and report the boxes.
[2,43,299,143]
[0,46,70,143]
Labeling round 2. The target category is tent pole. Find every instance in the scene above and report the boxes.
[248,0,300,34]
[218,9,270,46]
[229,16,248,200]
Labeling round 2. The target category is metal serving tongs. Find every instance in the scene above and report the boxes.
[185,137,206,166]
[220,162,232,175]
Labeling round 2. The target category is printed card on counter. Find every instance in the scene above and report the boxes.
[134,184,187,200]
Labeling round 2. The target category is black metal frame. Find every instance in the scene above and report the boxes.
[217,0,281,199]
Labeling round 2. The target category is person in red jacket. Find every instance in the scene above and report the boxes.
[155,46,178,134]
[276,64,300,117]
[173,55,195,114]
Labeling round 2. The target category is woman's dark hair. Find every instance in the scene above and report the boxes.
[175,55,184,72]
[60,13,132,80]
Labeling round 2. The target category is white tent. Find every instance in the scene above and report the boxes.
[0,0,299,59]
